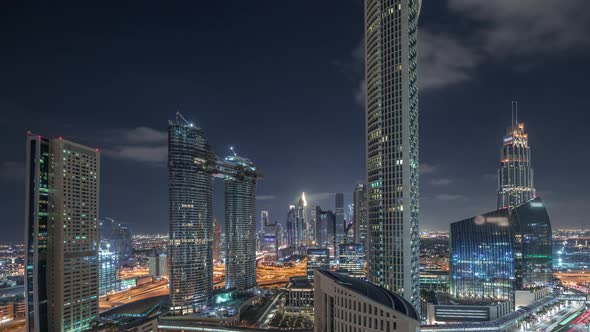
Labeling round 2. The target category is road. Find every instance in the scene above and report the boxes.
[528,303,583,332]
[99,279,169,311]
[557,306,590,332]
[100,258,308,311]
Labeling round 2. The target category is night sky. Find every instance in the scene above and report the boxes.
[1,1,589,242]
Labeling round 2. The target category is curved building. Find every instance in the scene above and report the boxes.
[450,209,515,303]
[314,269,419,332]
[511,197,552,289]
[223,154,260,291]
[365,0,422,310]
[168,115,216,314]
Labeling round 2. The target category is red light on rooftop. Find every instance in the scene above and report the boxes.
[95,148,100,152]
[59,136,63,140]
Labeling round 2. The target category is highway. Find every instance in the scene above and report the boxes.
[99,279,169,311]
[100,258,308,312]
[555,306,590,332]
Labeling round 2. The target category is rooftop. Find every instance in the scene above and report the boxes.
[318,270,418,320]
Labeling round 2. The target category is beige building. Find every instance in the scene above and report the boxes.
[26,135,100,332]
[314,270,420,332]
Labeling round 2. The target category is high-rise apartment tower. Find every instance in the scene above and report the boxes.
[365,0,422,310]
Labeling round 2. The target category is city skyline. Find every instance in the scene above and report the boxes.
[1,1,590,244]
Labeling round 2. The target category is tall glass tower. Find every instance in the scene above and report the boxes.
[168,114,216,314]
[353,184,368,247]
[365,0,421,310]
[335,193,345,245]
[497,120,535,210]
[223,153,260,291]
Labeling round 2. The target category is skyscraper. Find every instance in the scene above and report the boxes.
[297,193,308,247]
[25,134,100,331]
[168,114,216,314]
[223,153,260,291]
[335,193,345,245]
[260,210,269,232]
[365,0,422,310]
[353,184,368,247]
[497,116,535,210]
[98,243,118,296]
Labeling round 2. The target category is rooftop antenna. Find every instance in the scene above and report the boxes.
[229,146,238,157]
[176,111,191,126]
[515,100,518,125]
[511,101,514,128]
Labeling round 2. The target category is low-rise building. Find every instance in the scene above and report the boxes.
[314,270,420,332]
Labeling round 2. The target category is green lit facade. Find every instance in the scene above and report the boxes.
[511,197,553,289]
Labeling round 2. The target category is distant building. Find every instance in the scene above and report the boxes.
[353,184,367,247]
[148,253,168,279]
[25,134,100,331]
[296,193,309,247]
[314,270,420,332]
[338,244,365,279]
[262,222,278,261]
[306,248,330,280]
[213,221,222,262]
[260,210,269,232]
[99,218,132,265]
[345,223,355,243]
[286,276,314,312]
[497,117,536,210]
[335,193,345,246]
[419,271,449,293]
[99,244,118,296]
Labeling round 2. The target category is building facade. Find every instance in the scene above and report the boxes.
[510,197,552,289]
[353,184,368,247]
[449,209,515,303]
[25,134,100,332]
[148,253,168,279]
[314,270,420,332]
[99,244,118,296]
[338,244,365,279]
[497,120,535,210]
[335,193,345,246]
[306,248,330,280]
[365,0,422,310]
[168,115,216,314]
[223,154,259,291]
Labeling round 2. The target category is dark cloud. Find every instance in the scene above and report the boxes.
[102,127,167,165]
[419,30,482,90]
[448,0,590,56]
